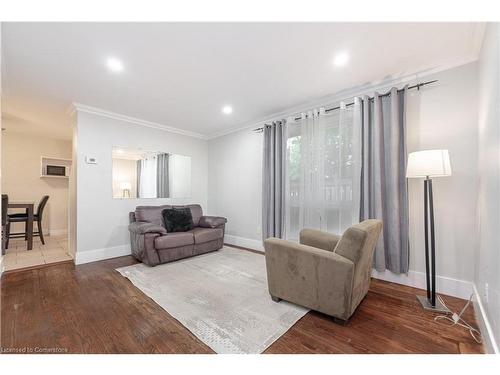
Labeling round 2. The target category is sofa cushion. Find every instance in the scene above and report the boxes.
[162,207,194,232]
[185,204,203,226]
[188,227,224,244]
[135,205,172,226]
[155,232,194,249]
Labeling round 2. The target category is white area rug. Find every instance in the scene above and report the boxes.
[116,247,309,354]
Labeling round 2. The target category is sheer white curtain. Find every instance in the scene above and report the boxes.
[138,155,157,198]
[284,104,361,241]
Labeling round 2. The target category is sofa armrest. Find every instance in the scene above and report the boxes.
[299,228,341,252]
[198,216,227,228]
[129,223,162,266]
[264,237,354,319]
[128,221,167,235]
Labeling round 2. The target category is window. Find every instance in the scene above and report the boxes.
[284,107,361,240]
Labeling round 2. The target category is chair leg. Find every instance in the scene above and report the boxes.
[6,222,10,249]
[1,225,5,255]
[25,221,29,240]
[38,220,45,245]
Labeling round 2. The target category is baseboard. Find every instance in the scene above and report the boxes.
[371,269,474,300]
[224,235,264,252]
[75,244,131,265]
[49,228,68,236]
[472,284,499,354]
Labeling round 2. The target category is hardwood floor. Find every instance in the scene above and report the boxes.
[0,252,484,354]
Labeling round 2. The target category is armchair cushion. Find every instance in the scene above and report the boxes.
[129,221,167,235]
[299,228,341,252]
[198,215,227,228]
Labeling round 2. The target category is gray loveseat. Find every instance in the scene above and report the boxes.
[128,204,227,266]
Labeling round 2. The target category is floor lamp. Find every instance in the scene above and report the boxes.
[406,149,452,312]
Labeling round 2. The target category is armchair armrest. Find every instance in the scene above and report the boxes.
[128,221,167,235]
[198,215,227,228]
[264,237,354,319]
[299,228,341,252]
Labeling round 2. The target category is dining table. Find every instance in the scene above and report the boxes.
[8,201,35,250]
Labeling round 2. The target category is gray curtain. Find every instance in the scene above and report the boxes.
[136,160,142,197]
[358,86,409,274]
[156,153,170,198]
[262,120,287,241]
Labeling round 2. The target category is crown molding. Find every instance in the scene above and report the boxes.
[206,56,479,140]
[71,103,208,140]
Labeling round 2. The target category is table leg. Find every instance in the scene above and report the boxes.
[27,205,34,250]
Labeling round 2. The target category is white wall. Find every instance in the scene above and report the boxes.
[1,131,72,235]
[73,109,208,263]
[405,62,478,284]
[475,22,500,353]
[208,129,263,249]
[208,62,479,296]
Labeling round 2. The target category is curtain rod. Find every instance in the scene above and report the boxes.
[252,80,438,132]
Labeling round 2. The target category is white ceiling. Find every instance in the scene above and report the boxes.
[1,22,484,140]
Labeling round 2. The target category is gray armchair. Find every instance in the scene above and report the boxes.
[129,204,227,266]
[264,220,382,322]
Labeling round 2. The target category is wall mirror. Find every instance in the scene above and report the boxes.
[112,147,191,199]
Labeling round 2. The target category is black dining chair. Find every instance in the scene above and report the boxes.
[7,195,50,245]
[1,194,8,254]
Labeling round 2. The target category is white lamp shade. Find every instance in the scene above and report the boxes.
[120,181,132,190]
[406,150,452,178]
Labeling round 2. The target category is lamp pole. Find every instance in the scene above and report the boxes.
[424,177,431,301]
[407,149,451,313]
[417,175,446,312]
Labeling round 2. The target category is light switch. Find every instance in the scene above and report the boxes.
[85,156,98,164]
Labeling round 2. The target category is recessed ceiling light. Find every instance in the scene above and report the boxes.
[106,57,124,73]
[222,105,233,115]
[333,52,350,67]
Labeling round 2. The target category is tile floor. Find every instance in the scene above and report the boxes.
[3,234,73,272]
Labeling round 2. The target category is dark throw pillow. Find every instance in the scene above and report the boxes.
[162,208,194,233]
